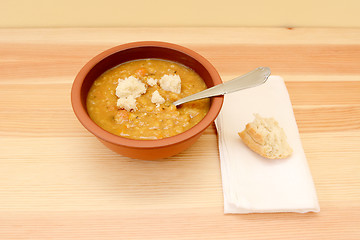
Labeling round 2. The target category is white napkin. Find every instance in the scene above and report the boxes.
[215,76,320,214]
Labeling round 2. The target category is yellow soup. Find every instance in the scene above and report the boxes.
[86,59,210,140]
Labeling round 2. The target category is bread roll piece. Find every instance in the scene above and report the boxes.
[238,114,293,159]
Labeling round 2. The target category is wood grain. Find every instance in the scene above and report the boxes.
[0,27,359,239]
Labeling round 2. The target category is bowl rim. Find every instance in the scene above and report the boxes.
[71,41,224,149]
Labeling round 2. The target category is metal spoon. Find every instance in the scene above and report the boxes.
[173,67,271,106]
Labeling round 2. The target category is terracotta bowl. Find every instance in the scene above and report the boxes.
[71,41,224,160]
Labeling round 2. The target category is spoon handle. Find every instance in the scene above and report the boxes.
[173,67,271,106]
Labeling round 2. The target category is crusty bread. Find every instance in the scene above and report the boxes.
[238,114,293,159]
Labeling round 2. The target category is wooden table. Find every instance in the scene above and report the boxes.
[0,28,359,239]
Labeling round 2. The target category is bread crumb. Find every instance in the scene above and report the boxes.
[117,96,138,112]
[159,74,181,94]
[238,114,293,159]
[115,76,146,111]
[151,90,165,106]
[147,77,157,87]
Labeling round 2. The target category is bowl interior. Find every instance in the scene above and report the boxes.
[79,45,218,110]
[73,42,223,148]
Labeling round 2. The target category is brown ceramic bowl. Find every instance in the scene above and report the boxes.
[71,41,223,160]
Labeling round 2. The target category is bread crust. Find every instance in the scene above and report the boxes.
[238,130,271,159]
[245,123,265,145]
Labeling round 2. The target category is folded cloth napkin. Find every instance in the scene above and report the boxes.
[215,76,320,214]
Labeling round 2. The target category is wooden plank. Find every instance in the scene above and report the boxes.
[1,28,360,45]
[1,43,360,80]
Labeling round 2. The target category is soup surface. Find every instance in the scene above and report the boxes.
[86,59,210,140]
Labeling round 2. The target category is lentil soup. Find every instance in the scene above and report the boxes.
[86,59,210,140]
